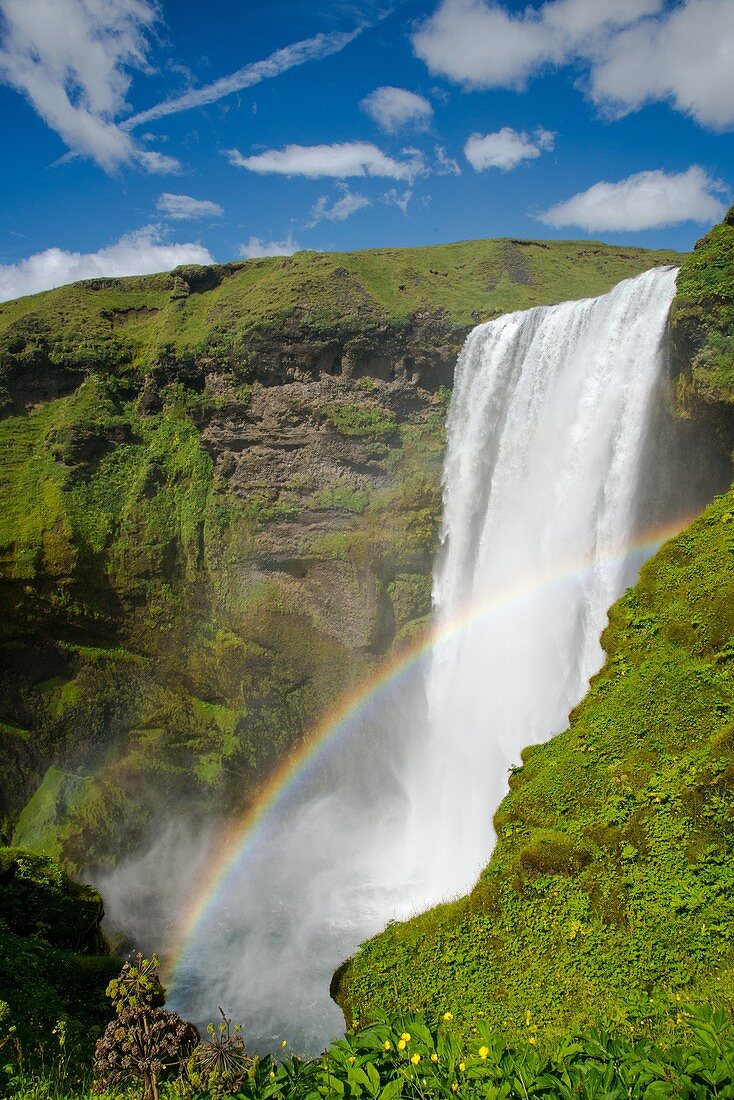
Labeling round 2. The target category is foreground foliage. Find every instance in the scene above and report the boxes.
[3,1003,734,1099]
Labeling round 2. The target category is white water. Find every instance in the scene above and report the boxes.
[101,267,682,1053]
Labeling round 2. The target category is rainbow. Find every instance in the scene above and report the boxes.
[167,513,696,980]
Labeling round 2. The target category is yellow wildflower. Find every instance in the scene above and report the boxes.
[401,1033,411,1042]
[348,1056,356,1065]
[281,1040,287,1048]
[459,1062,466,1073]
[383,1041,392,1051]
[479,1046,489,1060]
[411,1053,421,1065]
[451,1084,458,1093]
[398,1040,406,1051]
[430,1053,439,1063]
[443,1012,454,1022]
[528,1037,537,1046]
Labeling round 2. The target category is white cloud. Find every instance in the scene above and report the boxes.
[538,166,727,232]
[157,193,224,220]
[309,184,370,227]
[124,27,363,130]
[0,0,176,171]
[464,127,554,171]
[434,144,461,175]
[587,0,734,131]
[383,188,414,216]
[360,86,433,132]
[412,0,734,130]
[0,226,214,303]
[227,141,424,181]
[238,235,300,259]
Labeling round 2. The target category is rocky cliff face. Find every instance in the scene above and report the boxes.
[0,236,685,873]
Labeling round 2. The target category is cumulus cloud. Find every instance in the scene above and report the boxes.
[0,226,214,303]
[309,184,370,227]
[156,193,224,220]
[412,0,734,130]
[465,126,554,171]
[587,0,734,130]
[0,0,176,171]
[227,141,424,181]
[124,27,362,130]
[239,235,300,259]
[360,86,433,132]
[538,165,727,232]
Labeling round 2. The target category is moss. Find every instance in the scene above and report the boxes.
[324,402,398,440]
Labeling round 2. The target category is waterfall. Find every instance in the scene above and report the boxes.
[399,265,680,902]
[103,266,683,1055]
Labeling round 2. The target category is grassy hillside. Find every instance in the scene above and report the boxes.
[0,238,681,386]
[333,212,734,1043]
[0,236,682,873]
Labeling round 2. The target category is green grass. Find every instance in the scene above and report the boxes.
[0,239,683,384]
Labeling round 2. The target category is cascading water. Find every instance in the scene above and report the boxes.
[100,266,685,1054]
[399,264,681,902]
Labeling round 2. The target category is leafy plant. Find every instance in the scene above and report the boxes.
[92,955,197,1100]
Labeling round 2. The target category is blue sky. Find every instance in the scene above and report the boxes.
[0,0,732,301]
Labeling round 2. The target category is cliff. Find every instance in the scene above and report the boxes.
[0,236,681,872]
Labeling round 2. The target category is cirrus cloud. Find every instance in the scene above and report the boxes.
[227,141,424,181]
[538,165,727,232]
[0,225,214,303]
[360,86,433,132]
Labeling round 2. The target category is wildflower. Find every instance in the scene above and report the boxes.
[459,1062,466,1072]
[528,1037,537,1046]
[383,1041,392,1051]
[451,1084,458,1092]
[443,1012,454,1022]
[348,1056,356,1064]
[411,1053,421,1065]
[281,1040,287,1048]
[430,1053,438,1063]
[479,1046,489,1060]
[398,1040,406,1051]
[401,1032,411,1042]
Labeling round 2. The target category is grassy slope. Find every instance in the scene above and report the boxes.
[0,238,681,371]
[334,213,734,1044]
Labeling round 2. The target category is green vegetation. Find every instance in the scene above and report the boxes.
[0,846,117,1080]
[5,993,734,1100]
[671,208,734,409]
[0,240,682,380]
